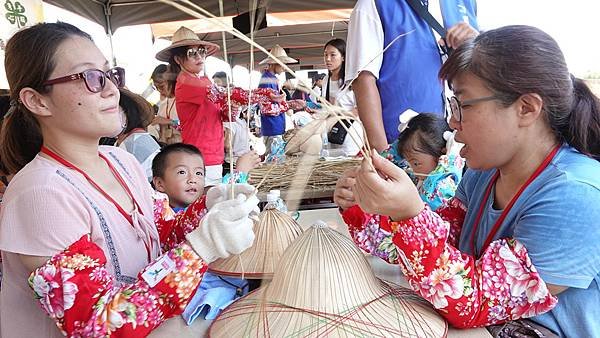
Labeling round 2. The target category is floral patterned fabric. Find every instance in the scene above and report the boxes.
[343,152,464,264]
[346,198,558,328]
[208,86,289,120]
[28,192,210,337]
[29,235,206,337]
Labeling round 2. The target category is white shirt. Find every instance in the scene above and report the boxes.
[345,0,443,84]
[223,118,250,162]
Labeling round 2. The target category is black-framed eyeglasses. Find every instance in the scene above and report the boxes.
[447,95,498,123]
[186,47,207,59]
[44,67,125,93]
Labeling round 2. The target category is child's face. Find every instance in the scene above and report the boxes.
[153,152,205,209]
[404,150,438,177]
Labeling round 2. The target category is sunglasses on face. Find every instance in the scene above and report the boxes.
[44,67,125,93]
[186,47,207,59]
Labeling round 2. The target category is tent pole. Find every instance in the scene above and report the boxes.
[103,2,117,66]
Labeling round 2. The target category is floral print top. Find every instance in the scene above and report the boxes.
[345,196,558,328]
[28,194,209,337]
[343,153,464,264]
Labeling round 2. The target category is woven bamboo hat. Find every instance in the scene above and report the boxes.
[155,26,219,62]
[259,44,298,65]
[209,222,447,337]
[208,206,303,279]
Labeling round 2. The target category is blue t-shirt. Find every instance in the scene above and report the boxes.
[455,145,600,337]
[258,70,285,136]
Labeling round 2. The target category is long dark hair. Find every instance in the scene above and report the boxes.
[2,22,93,174]
[166,46,189,97]
[324,38,346,84]
[440,25,600,160]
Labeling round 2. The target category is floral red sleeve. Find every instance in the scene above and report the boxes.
[154,192,207,252]
[342,197,467,264]
[390,206,557,328]
[209,86,289,121]
[29,234,207,337]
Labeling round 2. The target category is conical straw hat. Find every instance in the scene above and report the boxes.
[155,26,220,62]
[259,44,298,65]
[209,222,447,337]
[208,207,303,279]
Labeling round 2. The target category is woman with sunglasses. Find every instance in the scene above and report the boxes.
[336,25,600,337]
[0,22,258,337]
[156,26,283,186]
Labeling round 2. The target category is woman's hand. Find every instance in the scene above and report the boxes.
[235,150,261,173]
[333,167,359,210]
[353,150,424,220]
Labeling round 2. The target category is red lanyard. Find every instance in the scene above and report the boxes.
[40,146,152,261]
[469,144,561,257]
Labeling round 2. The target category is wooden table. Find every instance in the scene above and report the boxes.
[150,208,492,338]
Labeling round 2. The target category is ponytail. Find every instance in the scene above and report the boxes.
[0,101,43,174]
[563,77,600,160]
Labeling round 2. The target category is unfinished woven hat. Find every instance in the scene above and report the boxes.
[208,206,303,279]
[209,221,447,337]
[259,44,298,65]
[155,26,219,62]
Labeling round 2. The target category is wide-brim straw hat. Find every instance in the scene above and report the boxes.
[259,44,298,65]
[155,26,220,62]
[209,222,447,337]
[208,207,303,279]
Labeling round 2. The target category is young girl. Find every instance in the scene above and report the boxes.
[341,113,464,264]
[0,22,257,337]
[156,26,287,186]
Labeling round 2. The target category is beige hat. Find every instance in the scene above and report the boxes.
[155,26,219,62]
[208,207,303,279]
[259,44,298,65]
[209,222,447,337]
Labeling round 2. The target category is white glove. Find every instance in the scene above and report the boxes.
[443,130,464,156]
[186,194,259,263]
[206,184,257,211]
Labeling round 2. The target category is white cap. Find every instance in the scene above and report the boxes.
[270,189,281,197]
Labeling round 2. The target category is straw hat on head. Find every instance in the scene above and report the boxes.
[208,206,303,279]
[155,26,219,62]
[259,44,298,65]
[209,221,448,337]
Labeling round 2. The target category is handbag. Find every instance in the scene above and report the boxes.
[327,119,354,145]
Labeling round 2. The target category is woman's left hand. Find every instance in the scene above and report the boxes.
[353,150,424,220]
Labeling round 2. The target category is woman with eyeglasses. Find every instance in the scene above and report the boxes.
[0,22,258,337]
[335,25,600,337]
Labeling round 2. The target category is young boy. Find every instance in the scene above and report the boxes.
[151,142,256,322]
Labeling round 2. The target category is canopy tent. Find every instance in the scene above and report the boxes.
[43,0,355,34]
[150,9,350,68]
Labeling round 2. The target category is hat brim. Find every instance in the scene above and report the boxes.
[155,39,220,62]
[208,208,303,279]
[259,55,298,65]
[208,280,448,337]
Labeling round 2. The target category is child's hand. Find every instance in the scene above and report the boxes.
[235,150,261,173]
[444,131,464,156]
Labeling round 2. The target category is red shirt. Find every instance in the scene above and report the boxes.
[175,72,224,165]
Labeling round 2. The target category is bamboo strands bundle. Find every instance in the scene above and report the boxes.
[248,156,361,194]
